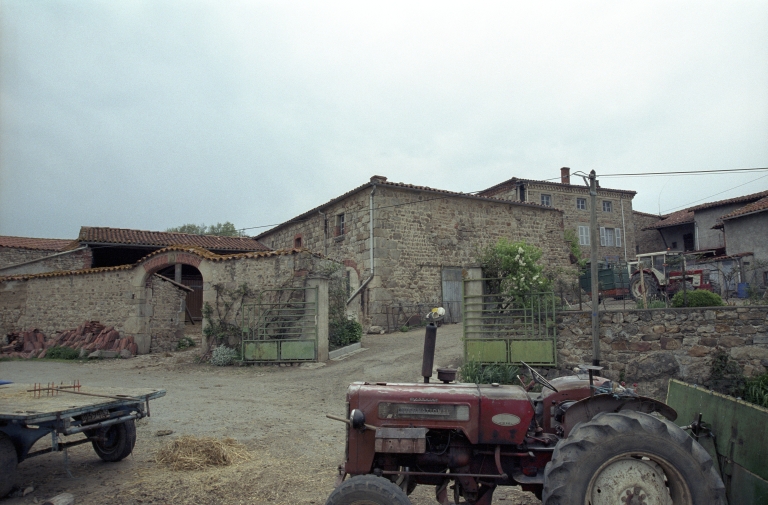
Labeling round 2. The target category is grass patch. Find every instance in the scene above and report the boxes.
[45,346,81,360]
[459,361,519,385]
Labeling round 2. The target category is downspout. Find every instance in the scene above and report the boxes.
[346,183,376,305]
[620,198,628,261]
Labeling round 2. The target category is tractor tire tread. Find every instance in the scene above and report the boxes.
[542,410,726,505]
[326,474,411,505]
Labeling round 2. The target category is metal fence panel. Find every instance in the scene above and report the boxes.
[463,279,557,366]
[240,287,318,362]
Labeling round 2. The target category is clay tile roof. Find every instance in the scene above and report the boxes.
[0,236,79,251]
[479,176,637,197]
[719,195,768,221]
[687,189,768,212]
[78,227,269,251]
[642,209,694,230]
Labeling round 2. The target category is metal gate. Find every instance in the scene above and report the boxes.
[240,286,318,362]
[441,267,463,324]
[463,278,557,366]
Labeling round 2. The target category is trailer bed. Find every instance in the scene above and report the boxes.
[0,383,165,424]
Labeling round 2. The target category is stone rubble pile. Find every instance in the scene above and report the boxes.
[1,321,138,359]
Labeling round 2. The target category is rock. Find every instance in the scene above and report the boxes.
[88,350,118,359]
[88,350,102,359]
[731,346,768,360]
[660,337,681,350]
[719,336,745,348]
[368,326,384,334]
[155,430,174,436]
[687,345,710,357]
[626,352,679,381]
[119,349,133,359]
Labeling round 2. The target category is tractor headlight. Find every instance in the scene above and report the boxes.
[349,409,366,430]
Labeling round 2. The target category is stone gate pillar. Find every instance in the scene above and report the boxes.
[306,276,330,362]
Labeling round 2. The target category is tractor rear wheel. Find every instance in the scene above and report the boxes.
[326,475,411,505]
[542,411,726,505]
[0,433,18,498]
[630,273,659,301]
[91,420,136,462]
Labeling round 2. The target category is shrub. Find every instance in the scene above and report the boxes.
[176,337,196,350]
[330,318,362,350]
[636,299,667,309]
[671,289,725,308]
[459,361,519,385]
[45,346,81,360]
[210,345,238,366]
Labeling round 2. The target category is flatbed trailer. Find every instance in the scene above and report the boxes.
[0,382,165,497]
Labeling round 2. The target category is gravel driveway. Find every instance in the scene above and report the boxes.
[1,324,539,505]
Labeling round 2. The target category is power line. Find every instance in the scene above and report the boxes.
[599,167,768,177]
[660,173,768,214]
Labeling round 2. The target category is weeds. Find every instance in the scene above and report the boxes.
[459,361,519,385]
[45,346,81,360]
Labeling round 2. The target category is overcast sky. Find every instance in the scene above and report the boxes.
[1,1,766,239]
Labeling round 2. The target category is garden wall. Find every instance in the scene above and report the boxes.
[557,305,768,399]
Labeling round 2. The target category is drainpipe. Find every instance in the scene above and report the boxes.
[346,183,376,305]
[620,198,628,261]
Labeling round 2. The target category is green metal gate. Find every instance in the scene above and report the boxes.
[240,286,318,362]
[463,278,557,366]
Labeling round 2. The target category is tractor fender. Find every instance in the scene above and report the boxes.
[561,394,676,437]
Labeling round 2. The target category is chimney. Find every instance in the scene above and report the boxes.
[560,167,570,185]
[370,175,388,184]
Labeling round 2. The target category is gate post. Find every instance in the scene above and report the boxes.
[307,276,329,362]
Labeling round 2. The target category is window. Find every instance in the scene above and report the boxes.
[335,213,345,236]
[600,227,616,246]
[578,226,590,245]
[541,194,552,207]
[294,236,302,248]
[683,233,694,251]
[615,228,621,247]
[519,185,526,202]
[764,271,768,286]
[576,198,586,210]
[602,201,612,212]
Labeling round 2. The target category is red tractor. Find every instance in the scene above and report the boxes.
[628,251,713,302]
[325,320,725,505]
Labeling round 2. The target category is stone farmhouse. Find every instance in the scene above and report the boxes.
[478,167,637,264]
[641,190,768,295]
[0,236,91,276]
[255,175,570,329]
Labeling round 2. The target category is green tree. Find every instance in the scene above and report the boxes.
[479,239,550,297]
[166,222,240,236]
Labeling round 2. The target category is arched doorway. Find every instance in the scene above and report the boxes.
[156,264,204,323]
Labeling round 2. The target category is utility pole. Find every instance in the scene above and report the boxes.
[589,170,600,366]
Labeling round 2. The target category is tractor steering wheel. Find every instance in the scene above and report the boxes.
[521,361,558,393]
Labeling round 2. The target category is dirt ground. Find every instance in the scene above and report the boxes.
[1,324,541,505]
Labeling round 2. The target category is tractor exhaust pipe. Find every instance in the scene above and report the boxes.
[422,323,437,383]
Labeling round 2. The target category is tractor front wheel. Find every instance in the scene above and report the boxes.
[326,475,411,505]
[629,273,659,301]
[90,420,136,462]
[542,411,726,505]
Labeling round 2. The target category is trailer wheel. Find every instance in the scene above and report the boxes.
[629,273,658,301]
[91,420,136,462]
[326,475,411,505]
[0,433,18,498]
[542,411,726,505]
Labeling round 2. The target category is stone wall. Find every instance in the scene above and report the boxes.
[257,183,570,327]
[0,247,92,274]
[0,269,186,352]
[557,306,768,399]
[633,211,666,255]
[148,275,186,352]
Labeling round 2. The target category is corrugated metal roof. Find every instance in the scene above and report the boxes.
[78,226,269,251]
[719,196,768,221]
[254,176,561,240]
[0,236,79,251]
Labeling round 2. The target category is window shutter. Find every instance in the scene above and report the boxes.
[615,228,622,247]
[600,227,606,246]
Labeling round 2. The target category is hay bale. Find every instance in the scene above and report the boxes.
[155,435,251,471]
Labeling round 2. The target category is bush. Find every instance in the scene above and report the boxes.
[636,299,667,309]
[176,337,196,350]
[45,346,81,360]
[210,345,238,366]
[671,289,725,308]
[459,361,519,385]
[329,318,362,350]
